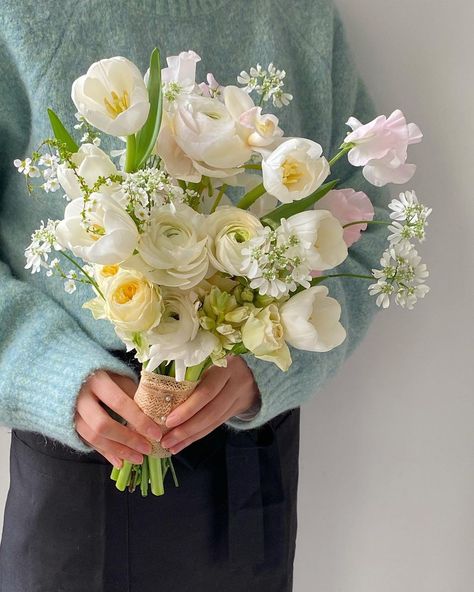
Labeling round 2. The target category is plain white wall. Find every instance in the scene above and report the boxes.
[1,1,473,590]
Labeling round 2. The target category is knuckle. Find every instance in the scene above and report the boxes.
[93,415,110,435]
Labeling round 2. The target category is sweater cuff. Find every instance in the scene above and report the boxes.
[13,332,139,453]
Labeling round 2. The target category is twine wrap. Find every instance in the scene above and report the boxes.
[134,370,197,458]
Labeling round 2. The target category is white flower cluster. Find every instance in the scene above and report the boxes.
[74,112,101,146]
[14,153,61,193]
[238,63,293,107]
[241,226,311,298]
[24,219,62,274]
[370,191,430,309]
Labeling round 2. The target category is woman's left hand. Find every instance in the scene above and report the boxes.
[160,355,260,454]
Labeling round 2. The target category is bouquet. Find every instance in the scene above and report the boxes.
[17,48,431,496]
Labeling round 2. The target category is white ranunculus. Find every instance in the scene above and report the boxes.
[84,268,163,334]
[223,85,284,149]
[72,56,150,137]
[55,193,139,265]
[241,304,292,371]
[262,138,330,203]
[283,210,348,271]
[279,286,346,352]
[206,206,264,276]
[172,94,252,176]
[147,290,219,380]
[134,204,209,289]
[57,144,120,200]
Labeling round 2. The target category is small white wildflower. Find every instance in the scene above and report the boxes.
[370,243,429,309]
[64,279,77,294]
[24,219,62,274]
[238,62,292,108]
[389,190,432,222]
[14,157,40,178]
[42,177,60,193]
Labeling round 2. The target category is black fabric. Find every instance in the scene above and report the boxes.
[0,361,300,592]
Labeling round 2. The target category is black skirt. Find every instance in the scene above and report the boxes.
[0,376,300,592]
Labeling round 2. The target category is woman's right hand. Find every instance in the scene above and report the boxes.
[74,370,163,468]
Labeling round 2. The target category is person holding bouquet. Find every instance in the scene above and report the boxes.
[0,1,428,591]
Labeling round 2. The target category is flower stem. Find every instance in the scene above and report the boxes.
[140,455,149,497]
[125,135,137,173]
[328,143,353,168]
[185,357,211,381]
[242,163,262,171]
[236,182,266,209]
[58,250,104,299]
[312,272,373,286]
[210,184,228,213]
[343,219,390,228]
[148,456,165,496]
[110,466,120,481]
[115,460,133,491]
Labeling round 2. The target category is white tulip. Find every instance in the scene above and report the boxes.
[206,206,263,276]
[241,304,292,371]
[262,138,330,203]
[55,193,139,265]
[84,267,163,334]
[72,56,150,137]
[283,210,348,271]
[57,143,120,200]
[223,85,283,149]
[134,204,209,289]
[279,286,346,352]
[172,94,252,177]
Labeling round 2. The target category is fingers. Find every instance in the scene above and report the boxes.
[165,366,230,429]
[76,387,152,455]
[161,387,237,451]
[75,414,144,465]
[89,371,162,441]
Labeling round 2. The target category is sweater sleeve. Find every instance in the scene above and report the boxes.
[0,39,138,453]
[225,11,390,431]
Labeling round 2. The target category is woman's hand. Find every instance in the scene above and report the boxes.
[75,370,163,468]
[160,356,260,454]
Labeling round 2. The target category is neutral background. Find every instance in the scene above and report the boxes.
[1,1,473,591]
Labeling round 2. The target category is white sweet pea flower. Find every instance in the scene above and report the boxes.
[55,193,139,265]
[283,210,348,271]
[72,56,150,137]
[131,203,209,289]
[57,143,120,200]
[206,206,264,276]
[160,50,201,93]
[280,286,346,352]
[344,110,423,187]
[241,304,292,371]
[84,267,163,333]
[262,138,330,203]
[171,94,252,177]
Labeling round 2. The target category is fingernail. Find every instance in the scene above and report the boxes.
[165,413,178,428]
[161,436,175,448]
[147,425,162,441]
[171,444,184,454]
[137,441,152,455]
[112,457,122,468]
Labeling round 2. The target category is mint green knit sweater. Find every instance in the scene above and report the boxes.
[0,0,389,452]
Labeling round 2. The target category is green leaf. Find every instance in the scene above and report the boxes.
[135,48,163,169]
[47,108,78,153]
[261,180,339,226]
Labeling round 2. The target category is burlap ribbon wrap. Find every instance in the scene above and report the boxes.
[134,370,197,458]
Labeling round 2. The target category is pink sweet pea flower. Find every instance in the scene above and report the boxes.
[315,188,374,247]
[344,110,422,187]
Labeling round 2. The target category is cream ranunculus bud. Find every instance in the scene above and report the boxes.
[172,94,252,177]
[279,286,346,352]
[72,56,150,137]
[262,138,330,203]
[56,144,120,200]
[241,304,292,371]
[55,193,139,265]
[100,268,163,333]
[134,204,209,289]
[283,210,348,271]
[206,206,264,276]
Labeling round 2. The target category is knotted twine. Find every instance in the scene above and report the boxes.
[134,370,197,458]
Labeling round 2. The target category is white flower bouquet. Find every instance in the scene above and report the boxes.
[17,48,431,495]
